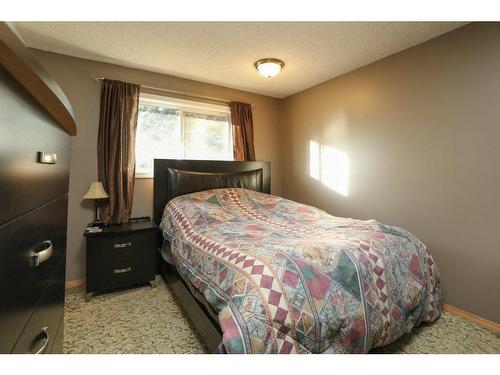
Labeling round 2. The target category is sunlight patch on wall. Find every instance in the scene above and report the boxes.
[309,140,320,180]
[309,140,349,196]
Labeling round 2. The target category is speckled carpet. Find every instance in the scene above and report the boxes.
[64,278,499,354]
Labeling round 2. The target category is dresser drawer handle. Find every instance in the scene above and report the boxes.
[114,242,132,248]
[114,267,132,274]
[33,327,50,354]
[32,240,53,267]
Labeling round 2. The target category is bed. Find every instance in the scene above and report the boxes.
[154,159,441,354]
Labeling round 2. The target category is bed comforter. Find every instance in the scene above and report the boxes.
[160,188,441,353]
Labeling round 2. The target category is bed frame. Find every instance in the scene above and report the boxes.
[153,159,271,353]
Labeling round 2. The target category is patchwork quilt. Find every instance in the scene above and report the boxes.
[160,188,441,353]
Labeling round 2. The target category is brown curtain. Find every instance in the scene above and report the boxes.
[97,79,140,224]
[230,101,255,161]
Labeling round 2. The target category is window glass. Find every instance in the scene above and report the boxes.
[135,103,181,175]
[135,96,232,176]
[184,111,232,160]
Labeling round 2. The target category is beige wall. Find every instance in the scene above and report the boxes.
[280,23,500,322]
[32,50,283,283]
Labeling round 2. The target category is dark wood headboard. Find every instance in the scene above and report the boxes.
[153,159,271,224]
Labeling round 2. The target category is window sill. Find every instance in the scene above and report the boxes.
[135,173,153,179]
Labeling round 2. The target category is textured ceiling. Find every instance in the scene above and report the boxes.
[14,22,467,98]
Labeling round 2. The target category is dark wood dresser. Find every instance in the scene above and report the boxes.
[0,23,77,354]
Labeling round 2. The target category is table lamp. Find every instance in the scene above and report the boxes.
[83,182,109,227]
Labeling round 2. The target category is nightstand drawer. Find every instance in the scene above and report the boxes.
[90,261,151,292]
[86,231,156,294]
[89,232,151,253]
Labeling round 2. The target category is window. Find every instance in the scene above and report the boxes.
[135,94,233,177]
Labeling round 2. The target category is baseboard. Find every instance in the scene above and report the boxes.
[442,303,500,334]
[65,278,85,289]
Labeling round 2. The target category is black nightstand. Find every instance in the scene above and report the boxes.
[84,220,159,300]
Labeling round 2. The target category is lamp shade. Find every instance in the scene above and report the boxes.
[83,182,109,199]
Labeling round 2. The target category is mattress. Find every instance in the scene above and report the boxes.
[160,188,441,353]
[160,241,175,265]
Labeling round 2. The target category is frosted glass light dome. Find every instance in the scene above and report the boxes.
[255,58,284,78]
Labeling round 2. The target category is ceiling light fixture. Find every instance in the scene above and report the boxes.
[255,58,284,78]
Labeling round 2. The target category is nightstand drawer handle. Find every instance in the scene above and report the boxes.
[114,242,132,248]
[114,267,132,274]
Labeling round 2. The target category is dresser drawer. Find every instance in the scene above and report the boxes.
[86,231,156,293]
[0,196,68,353]
[0,66,71,226]
[51,314,65,354]
[11,258,65,354]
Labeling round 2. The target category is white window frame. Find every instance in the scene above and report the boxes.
[135,93,233,178]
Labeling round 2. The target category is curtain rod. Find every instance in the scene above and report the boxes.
[90,73,234,106]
